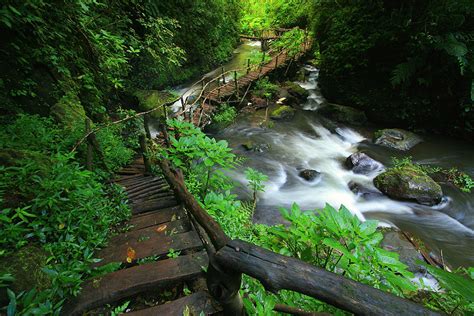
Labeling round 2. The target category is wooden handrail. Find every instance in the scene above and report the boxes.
[216,240,441,316]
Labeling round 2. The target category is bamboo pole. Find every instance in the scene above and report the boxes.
[234,71,239,97]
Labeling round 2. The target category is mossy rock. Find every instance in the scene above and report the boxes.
[374,128,422,151]
[134,90,176,119]
[0,245,51,304]
[0,149,49,168]
[318,103,368,126]
[270,105,295,120]
[50,90,87,128]
[374,166,443,206]
[283,81,309,100]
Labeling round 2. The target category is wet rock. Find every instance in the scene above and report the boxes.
[374,128,422,151]
[345,152,384,174]
[374,166,443,206]
[299,169,320,181]
[283,81,310,100]
[380,229,426,273]
[50,90,86,128]
[348,181,383,199]
[241,141,269,152]
[250,95,268,109]
[0,245,51,305]
[318,103,368,126]
[270,105,295,120]
[277,87,299,106]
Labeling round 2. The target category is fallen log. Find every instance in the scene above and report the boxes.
[216,239,440,316]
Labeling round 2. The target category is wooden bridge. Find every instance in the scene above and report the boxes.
[63,31,441,315]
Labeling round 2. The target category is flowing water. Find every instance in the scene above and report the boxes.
[210,66,474,268]
[159,41,474,267]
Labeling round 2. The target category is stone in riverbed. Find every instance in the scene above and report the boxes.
[270,105,295,120]
[250,95,267,109]
[374,166,443,206]
[345,152,384,175]
[283,81,310,100]
[241,141,269,152]
[318,103,368,126]
[374,128,422,151]
[299,169,320,181]
[348,181,383,199]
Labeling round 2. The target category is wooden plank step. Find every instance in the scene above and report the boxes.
[108,218,191,245]
[113,173,145,183]
[125,177,166,192]
[127,183,170,199]
[95,230,203,266]
[63,251,208,316]
[130,192,175,205]
[128,206,185,231]
[132,197,178,215]
[126,291,221,316]
[116,175,152,186]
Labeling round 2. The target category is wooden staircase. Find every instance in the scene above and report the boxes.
[62,158,221,315]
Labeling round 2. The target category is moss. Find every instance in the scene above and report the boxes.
[0,245,51,293]
[134,90,177,119]
[373,129,383,140]
[270,105,295,120]
[374,165,443,205]
[283,81,309,99]
[50,90,86,128]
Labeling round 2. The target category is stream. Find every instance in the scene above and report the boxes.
[162,41,474,268]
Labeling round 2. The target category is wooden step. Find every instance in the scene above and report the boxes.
[128,206,185,231]
[132,197,178,215]
[126,291,221,316]
[108,218,191,245]
[95,230,203,266]
[62,251,208,316]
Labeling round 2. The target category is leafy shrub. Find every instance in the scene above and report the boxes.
[212,104,237,127]
[0,115,132,313]
[253,77,279,99]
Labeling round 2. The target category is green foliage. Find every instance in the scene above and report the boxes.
[0,114,132,313]
[253,77,279,99]
[264,204,416,296]
[421,266,474,314]
[159,119,238,199]
[391,156,474,192]
[240,0,312,35]
[212,104,238,127]
[316,0,474,136]
[245,167,268,211]
[248,51,272,70]
[271,28,307,58]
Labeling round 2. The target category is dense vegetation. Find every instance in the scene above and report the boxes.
[0,0,240,118]
[315,0,474,138]
[1,0,474,314]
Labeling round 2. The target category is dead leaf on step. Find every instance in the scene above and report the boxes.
[156,224,167,233]
[126,246,136,263]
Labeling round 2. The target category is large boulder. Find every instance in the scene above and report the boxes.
[283,81,310,100]
[348,181,383,200]
[134,90,176,119]
[318,103,367,126]
[374,128,422,151]
[270,105,295,120]
[345,152,383,174]
[50,90,86,128]
[276,87,299,107]
[299,169,320,181]
[0,245,51,305]
[374,166,443,206]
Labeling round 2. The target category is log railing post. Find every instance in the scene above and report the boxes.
[139,134,152,174]
[247,58,250,74]
[275,55,279,68]
[234,71,239,97]
[85,118,93,171]
[221,67,226,84]
[207,255,244,316]
[143,114,152,140]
